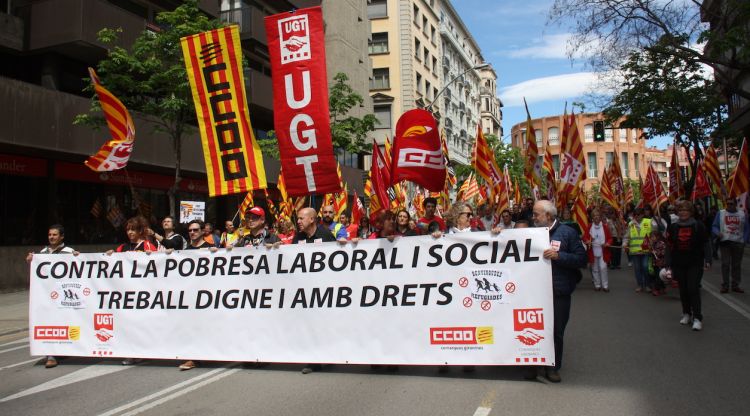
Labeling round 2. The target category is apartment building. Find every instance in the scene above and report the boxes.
[0,0,368,246]
[367,0,499,165]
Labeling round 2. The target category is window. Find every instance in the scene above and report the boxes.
[548,127,559,145]
[584,124,593,142]
[425,81,432,99]
[431,57,437,74]
[374,105,392,130]
[367,0,387,19]
[619,128,627,143]
[370,68,390,89]
[416,72,423,94]
[535,129,543,147]
[605,126,613,142]
[621,152,629,177]
[414,38,421,60]
[431,25,436,44]
[433,87,438,101]
[588,152,598,178]
[605,152,614,168]
[423,47,429,66]
[368,32,388,54]
[422,17,428,34]
[413,4,419,25]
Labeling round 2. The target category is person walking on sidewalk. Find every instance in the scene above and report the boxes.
[666,201,712,331]
[26,224,79,369]
[711,197,750,293]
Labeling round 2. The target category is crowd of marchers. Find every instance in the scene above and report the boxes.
[25,194,748,383]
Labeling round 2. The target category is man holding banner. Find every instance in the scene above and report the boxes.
[529,200,587,382]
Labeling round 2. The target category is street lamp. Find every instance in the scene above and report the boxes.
[427,63,490,113]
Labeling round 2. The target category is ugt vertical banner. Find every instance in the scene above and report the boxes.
[181,26,267,197]
[265,7,341,197]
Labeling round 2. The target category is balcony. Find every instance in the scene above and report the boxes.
[0,11,23,51]
[221,6,252,38]
[246,69,273,110]
[27,0,145,55]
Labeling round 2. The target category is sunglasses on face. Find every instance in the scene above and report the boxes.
[188,228,201,232]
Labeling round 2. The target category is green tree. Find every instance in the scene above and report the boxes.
[603,41,728,193]
[74,0,224,216]
[258,72,378,160]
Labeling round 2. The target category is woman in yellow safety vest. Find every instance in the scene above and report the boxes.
[622,208,654,292]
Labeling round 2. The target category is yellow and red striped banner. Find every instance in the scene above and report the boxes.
[181,26,266,197]
[84,68,136,172]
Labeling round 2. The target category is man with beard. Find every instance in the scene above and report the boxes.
[527,200,587,382]
[320,204,347,240]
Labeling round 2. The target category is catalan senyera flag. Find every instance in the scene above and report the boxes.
[558,111,585,209]
[644,163,669,211]
[624,182,634,207]
[523,99,541,187]
[600,166,619,210]
[668,139,683,202]
[572,185,590,242]
[728,138,749,199]
[704,144,723,189]
[542,145,556,201]
[181,25,266,197]
[441,130,457,189]
[472,125,504,199]
[238,191,254,219]
[276,170,293,221]
[84,68,136,172]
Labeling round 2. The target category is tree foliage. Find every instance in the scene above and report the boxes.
[74,0,224,216]
[549,0,750,100]
[454,134,527,195]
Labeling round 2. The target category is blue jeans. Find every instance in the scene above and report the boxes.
[631,254,649,288]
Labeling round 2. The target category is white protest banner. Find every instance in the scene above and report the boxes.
[179,201,205,223]
[29,229,554,366]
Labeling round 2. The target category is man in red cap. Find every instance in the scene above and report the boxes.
[237,206,280,248]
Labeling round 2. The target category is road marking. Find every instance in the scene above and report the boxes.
[472,407,492,416]
[0,337,29,347]
[0,362,129,402]
[703,281,750,321]
[0,345,27,354]
[0,357,42,371]
[98,363,240,416]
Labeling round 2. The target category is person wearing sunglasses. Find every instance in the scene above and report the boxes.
[447,202,477,234]
[185,219,213,250]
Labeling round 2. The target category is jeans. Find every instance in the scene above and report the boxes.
[631,254,649,289]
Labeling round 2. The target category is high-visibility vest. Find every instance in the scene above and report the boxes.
[628,219,652,254]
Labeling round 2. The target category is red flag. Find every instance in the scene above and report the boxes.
[472,125,505,199]
[668,139,683,202]
[728,138,749,198]
[370,142,391,211]
[265,7,340,196]
[390,109,445,191]
[691,161,712,201]
[351,190,365,226]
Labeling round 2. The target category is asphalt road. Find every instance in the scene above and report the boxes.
[2,258,750,416]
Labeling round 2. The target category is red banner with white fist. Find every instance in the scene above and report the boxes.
[265,7,340,197]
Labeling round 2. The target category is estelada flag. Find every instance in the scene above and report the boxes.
[181,26,267,197]
[390,109,445,191]
[265,7,340,196]
[84,68,135,172]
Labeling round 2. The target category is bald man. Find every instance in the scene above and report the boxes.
[293,207,337,244]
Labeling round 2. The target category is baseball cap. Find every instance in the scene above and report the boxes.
[246,206,265,218]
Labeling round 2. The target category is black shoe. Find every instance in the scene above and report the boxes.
[545,368,561,383]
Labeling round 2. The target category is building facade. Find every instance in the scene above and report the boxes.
[366,0,499,165]
[511,113,652,191]
[0,0,368,247]
[478,64,502,137]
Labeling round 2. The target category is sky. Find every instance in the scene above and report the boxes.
[451,0,671,149]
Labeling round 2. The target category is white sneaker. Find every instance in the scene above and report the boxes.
[679,314,691,325]
[692,319,702,331]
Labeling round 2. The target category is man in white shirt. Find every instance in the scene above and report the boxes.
[712,198,750,293]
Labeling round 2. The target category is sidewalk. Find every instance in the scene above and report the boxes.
[0,290,29,336]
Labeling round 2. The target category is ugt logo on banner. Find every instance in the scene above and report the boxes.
[265,7,340,197]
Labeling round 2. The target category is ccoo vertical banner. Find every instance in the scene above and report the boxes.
[265,7,341,197]
[181,26,267,197]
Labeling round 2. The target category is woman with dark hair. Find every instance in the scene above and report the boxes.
[394,209,417,236]
[368,211,397,240]
[109,216,158,253]
[666,200,712,331]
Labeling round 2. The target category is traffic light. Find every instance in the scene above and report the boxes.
[593,120,605,142]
